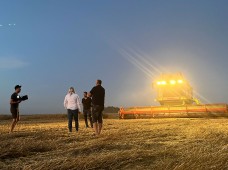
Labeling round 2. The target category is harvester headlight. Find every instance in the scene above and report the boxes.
[157,81,161,85]
[177,80,183,84]
[161,81,166,85]
[170,80,176,85]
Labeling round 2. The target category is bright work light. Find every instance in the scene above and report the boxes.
[170,80,176,85]
[178,80,183,84]
[161,81,166,85]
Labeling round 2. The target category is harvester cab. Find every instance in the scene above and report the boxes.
[153,73,199,106]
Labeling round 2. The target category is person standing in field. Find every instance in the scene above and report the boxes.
[10,85,22,133]
[64,87,81,132]
[89,80,105,136]
[82,91,93,128]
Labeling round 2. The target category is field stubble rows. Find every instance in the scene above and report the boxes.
[0,117,228,170]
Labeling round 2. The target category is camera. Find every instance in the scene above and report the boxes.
[20,95,28,101]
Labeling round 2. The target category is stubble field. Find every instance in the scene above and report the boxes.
[0,115,228,170]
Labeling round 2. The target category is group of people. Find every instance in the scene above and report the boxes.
[64,79,105,136]
[10,79,105,136]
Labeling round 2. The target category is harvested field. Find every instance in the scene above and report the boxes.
[0,116,228,170]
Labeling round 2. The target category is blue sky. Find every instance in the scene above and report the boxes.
[1,0,228,114]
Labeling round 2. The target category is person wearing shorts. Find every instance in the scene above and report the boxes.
[89,80,105,136]
[10,85,22,133]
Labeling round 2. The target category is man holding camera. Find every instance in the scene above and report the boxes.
[10,85,27,133]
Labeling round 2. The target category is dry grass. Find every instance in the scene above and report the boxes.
[0,116,228,170]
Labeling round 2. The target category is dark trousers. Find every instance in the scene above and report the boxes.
[83,109,93,128]
[67,109,79,132]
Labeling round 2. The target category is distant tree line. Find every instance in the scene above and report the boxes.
[103,106,120,113]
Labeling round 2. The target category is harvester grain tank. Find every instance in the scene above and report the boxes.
[119,73,228,118]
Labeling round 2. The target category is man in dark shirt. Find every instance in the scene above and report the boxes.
[10,85,22,133]
[82,91,93,128]
[89,79,105,136]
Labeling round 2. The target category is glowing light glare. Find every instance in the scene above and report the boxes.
[157,81,161,85]
[170,80,176,85]
[161,81,166,85]
[178,80,183,84]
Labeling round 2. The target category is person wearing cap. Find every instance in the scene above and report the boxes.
[64,87,82,132]
[9,85,22,133]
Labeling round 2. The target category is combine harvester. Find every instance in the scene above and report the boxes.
[119,73,228,118]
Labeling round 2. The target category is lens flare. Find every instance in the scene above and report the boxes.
[119,48,162,79]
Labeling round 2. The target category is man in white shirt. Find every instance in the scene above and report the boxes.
[64,87,81,132]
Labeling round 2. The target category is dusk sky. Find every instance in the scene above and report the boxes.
[1,0,228,114]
